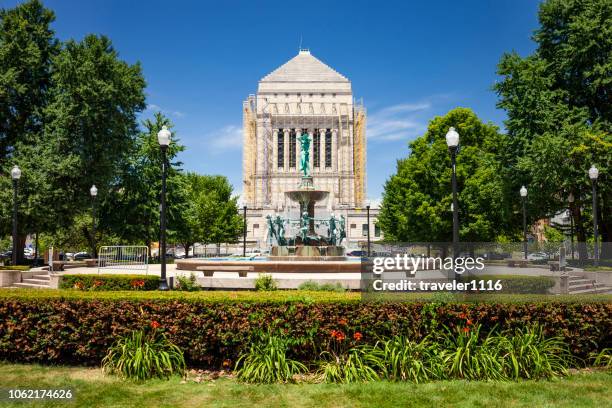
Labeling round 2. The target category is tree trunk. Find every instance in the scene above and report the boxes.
[16,234,26,265]
[184,243,191,259]
[599,194,611,260]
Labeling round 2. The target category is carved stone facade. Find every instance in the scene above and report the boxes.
[242,50,379,248]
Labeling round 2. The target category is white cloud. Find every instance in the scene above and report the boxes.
[367,100,432,142]
[146,103,186,118]
[210,125,243,150]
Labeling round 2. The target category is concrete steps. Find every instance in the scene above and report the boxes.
[568,276,612,294]
[13,274,51,289]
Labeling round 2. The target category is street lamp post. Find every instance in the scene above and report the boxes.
[446,127,460,279]
[520,186,528,260]
[589,165,599,266]
[568,192,575,260]
[157,125,171,290]
[11,165,21,266]
[366,204,371,257]
[90,185,98,258]
[243,205,247,257]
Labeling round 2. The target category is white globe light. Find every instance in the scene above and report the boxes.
[445,127,459,148]
[588,165,599,181]
[10,165,21,180]
[90,185,98,197]
[157,125,171,147]
[520,185,527,197]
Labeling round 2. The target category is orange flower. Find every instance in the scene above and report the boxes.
[222,359,231,368]
[353,332,363,341]
[462,327,470,334]
[335,331,346,341]
[150,320,161,329]
[458,312,467,319]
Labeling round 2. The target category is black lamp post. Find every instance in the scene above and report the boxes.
[520,185,528,259]
[243,205,247,257]
[366,204,371,257]
[11,165,21,266]
[568,192,575,260]
[589,165,599,266]
[90,185,98,258]
[446,127,460,279]
[157,125,171,290]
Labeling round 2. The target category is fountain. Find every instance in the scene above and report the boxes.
[268,130,346,260]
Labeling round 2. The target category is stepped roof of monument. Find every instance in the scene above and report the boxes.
[260,50,349,83]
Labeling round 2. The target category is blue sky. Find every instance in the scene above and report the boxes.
[7,0,541,202]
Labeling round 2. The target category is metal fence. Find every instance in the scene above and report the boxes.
[98,246,148,274]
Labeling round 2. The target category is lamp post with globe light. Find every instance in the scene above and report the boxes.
[11,165,21,266]
[446,127,460,279]
[520,186,528,259]
[157,125,171,290]
[90,185,98,258]
[588,165,599,266]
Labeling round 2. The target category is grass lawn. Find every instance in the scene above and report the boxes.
[0,364,610,408]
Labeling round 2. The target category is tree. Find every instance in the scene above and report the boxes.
[173,173,242,256]
[0,0,58,165]
[100,113,186,255]
[378,108,509,244]
[495,0,612,259]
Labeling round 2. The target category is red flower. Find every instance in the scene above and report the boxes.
[150,320,161,329]
[466,319,473,326]
[338,318,348,326]
[353,332,363,341]
[73,281,84,290]
[335,331,346,341]
[462,327,470,334]
[458,312,467,319]
[131,279,145,289]
[93,280,104,287]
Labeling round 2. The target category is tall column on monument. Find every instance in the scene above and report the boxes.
[332,129,339,204]
[295,128,301,175]
[283,128,290,173]
[272,129,278,171]
[308,129,314,177]
[319,128,326,174]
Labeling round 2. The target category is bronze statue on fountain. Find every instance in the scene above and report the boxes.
[268,130,346,260]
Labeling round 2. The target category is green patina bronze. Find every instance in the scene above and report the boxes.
[299,131,311,177]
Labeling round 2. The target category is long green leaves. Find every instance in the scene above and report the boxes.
[102,327,185,381]
[235,332,306,383]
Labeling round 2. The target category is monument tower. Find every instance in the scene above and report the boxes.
[242,50,378,248]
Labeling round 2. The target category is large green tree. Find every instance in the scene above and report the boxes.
[173,173,243,257]
[378,108,509,243]
[99,113,186,254]
[495,0,612,258]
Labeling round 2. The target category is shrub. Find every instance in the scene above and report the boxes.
[498,325,572,379]
[102,321,185,381]
[59,274,159,291]
[176,273,199,291]
[255,274,277,291]
[371,336,444,382]
[0,266,30,271]
[235,332,306,383]
[298,280,346,292]
[318,347,380,383]
[471,275,555,294]
[0,290,609,368]
[590,348,612,368]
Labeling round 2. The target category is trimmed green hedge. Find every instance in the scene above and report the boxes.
[474,275,555,294]
[0,290,610,368]
[59,274,159,291]
[0,266,30,271]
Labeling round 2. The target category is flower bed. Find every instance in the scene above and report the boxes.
[59,274,159,291]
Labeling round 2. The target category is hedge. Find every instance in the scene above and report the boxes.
[473,275,555,294]
[0,266,30,271]
[0,290,610,368]
[59,275,159,291]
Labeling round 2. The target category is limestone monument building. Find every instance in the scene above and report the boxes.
[242,50,381,249]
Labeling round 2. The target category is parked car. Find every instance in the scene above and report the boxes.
[527,252,549,261]
[73,252,91,261]
[347,250,366,257]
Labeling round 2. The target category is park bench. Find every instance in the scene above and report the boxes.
[507,259,529,268]
[196,265,254,278]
